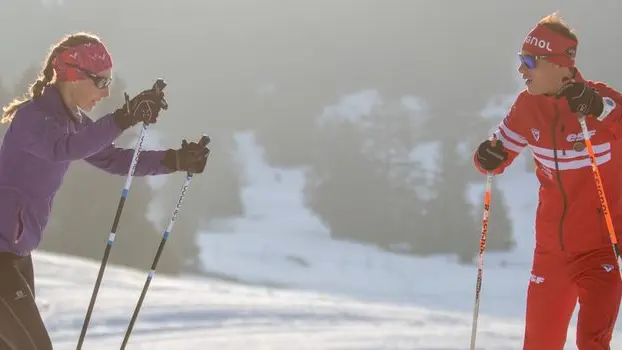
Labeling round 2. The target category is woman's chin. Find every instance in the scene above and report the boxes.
[78,100,96,112]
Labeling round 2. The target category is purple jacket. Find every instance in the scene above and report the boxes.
[0,85,174,256]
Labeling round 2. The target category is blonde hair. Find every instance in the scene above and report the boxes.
[537,11,578,41]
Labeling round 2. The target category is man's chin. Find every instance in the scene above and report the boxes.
[525,85,544,95]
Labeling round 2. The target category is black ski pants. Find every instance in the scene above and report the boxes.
[0,253,52,349]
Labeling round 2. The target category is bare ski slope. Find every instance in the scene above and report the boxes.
[33,250,592,350]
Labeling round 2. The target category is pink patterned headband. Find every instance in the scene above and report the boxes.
[51,41,113,81]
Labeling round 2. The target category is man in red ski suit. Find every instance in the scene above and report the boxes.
[474,13,622,349]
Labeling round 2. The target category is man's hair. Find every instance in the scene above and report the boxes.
[537,11,578,42]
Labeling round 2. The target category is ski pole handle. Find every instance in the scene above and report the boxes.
[153,78,166,93]
[153,79,168,110]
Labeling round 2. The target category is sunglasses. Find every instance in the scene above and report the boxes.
[66,63,112,89]
[518,53,569,70]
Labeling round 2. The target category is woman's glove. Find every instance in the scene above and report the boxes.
[113,79,168,130]
[162,135,210,174]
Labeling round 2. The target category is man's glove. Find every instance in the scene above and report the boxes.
[476,139,508,171]
[162,135,210,174]
[113,79,168,130]
[556,81,604,117]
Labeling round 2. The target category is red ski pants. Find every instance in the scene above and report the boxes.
[523,247,622,349]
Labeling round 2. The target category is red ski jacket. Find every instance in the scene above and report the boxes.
[474,72,622,254]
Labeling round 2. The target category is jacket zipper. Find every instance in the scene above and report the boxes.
[551,104,569,251]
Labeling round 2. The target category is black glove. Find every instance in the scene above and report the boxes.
[556,81,604,117]
[476,139,508,171]
[113,79,168,130]
[162,135,210,174]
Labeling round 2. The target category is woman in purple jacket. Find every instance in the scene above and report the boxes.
[0,32,209,349]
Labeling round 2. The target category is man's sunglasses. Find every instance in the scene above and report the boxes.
[66,63,112,89]
[518,53,569,70]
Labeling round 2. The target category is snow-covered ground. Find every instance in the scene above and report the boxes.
[37,249,620,350]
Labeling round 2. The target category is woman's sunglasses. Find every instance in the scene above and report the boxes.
[66,63,112,89]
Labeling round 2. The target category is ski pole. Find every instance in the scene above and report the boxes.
[578,114,622,282]
[120,134,209,348]
[470,171,493,350]
[77,79,167,349]
[120,172,195,349]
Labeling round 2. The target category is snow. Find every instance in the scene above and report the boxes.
[36,250,532,349]
[36,236,622,349]
[317,89,383,126]
[408,141,442,201]
[479,69,525,122]
[400,95,427,113]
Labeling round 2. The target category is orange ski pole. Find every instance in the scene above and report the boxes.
[470,171,493,350]
[578,114,622,282]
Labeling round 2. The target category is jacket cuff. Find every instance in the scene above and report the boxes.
[161,149,179,171]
